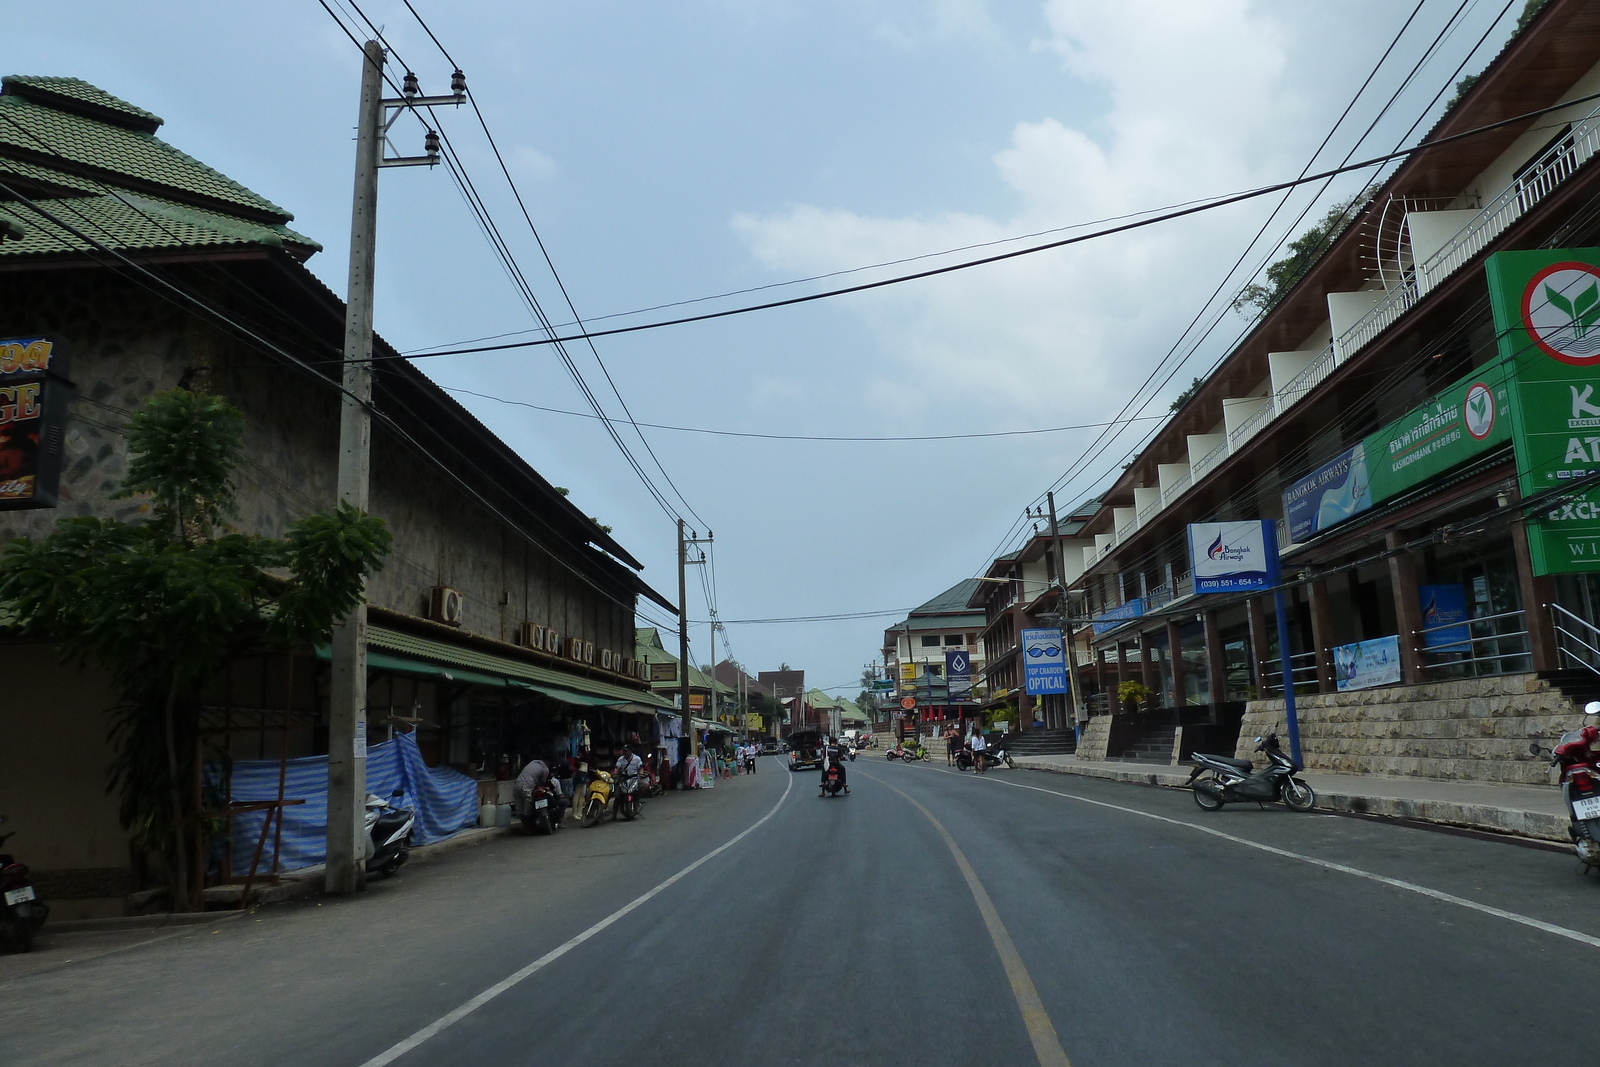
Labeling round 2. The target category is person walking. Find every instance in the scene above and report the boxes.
[970,728,988,774]
[944,725,960,766]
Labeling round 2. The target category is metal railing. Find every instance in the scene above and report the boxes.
[1552,603,1600,675]
[1260,651,1319,695]
[1137,498,1161,524]
[1116,518,1139,540]
[1227,400,1275,452]
[1417,608,1530,678]
[1144,584,1173,612]
[1192,439,1229,481]
[1273,343,1335,414]
[1161,469,1190,505]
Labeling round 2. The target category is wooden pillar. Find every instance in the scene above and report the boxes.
[1385,529,1426,684]
[1138,630,1155,693]
[1308,579,1336,694]
[1116,640,1127,688]
[1203,610,1226,706]
[1167,619,1186,708]
[1509,486,1560,671]
[1247,596,1270,696]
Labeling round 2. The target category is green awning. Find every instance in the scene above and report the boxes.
[314,625,675,711]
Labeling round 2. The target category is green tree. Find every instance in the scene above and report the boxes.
[1232,190,1374,317]
[0,389,392,909]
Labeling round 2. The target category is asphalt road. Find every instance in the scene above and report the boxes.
[6,754,1600,1066]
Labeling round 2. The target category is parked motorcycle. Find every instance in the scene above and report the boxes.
[956,744,1015,771]
[516,780,565,836]
[363,790,415,878]
[1187,734,1316,812]
[0,816,47,954]
[582,770,615,828]
[1532,701,1600,871]
[886,745,905,761]
[821,763,848,797]
[615,772,647,821]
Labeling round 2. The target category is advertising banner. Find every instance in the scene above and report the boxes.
[1021,628,1068,695]
[945,649,973,701]
[1282,443,1371,543]
[1418,584,1470,651]
[1091,598,1143,635]
[1362,367,1511,506]
[1488,248,1600,574]
[1333,635,1402,691]
[1187,520,1277,593]
[0,335,72,511]
[650,661,678,683]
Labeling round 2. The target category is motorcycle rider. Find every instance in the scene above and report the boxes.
[819,735,850,796]
[615,743,643,778]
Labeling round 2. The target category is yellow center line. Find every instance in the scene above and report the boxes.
[866,769,1072,1067]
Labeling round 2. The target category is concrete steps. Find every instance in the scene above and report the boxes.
[1006,729,1077,756]
[1118,724,1176,763]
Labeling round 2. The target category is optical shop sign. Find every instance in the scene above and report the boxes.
[1488,249,1600,574]
[0,336,73,510]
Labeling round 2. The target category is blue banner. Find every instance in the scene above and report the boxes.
[1333,635,1402,691]
[1282,443,1372,544]
[1091,598,1143,635]
[1022,627,1068,694]
[945,649,973,700]
[1418,584,1470,650]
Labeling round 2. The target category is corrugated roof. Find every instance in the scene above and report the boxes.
[911,578,984,616]
[0,189,317,258]
[0,79,293,222]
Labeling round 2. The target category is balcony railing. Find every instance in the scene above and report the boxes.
[1116,518,1139,541]
[1192,438,1228,481]
[1161,469,1190,505]
[1273,343,1335,414]
[1137,498,1161,525]
[1227,401,1275,452]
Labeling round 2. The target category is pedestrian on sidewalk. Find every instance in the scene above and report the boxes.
[944,725,960,766]
[970,729,988,774]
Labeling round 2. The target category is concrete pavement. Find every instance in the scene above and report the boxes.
[1013,753,1570,841]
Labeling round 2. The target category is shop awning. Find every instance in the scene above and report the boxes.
[316,625,676,711]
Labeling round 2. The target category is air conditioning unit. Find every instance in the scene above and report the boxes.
[582,641,595,664]
[600,649,615,670]
[543,629,561,654]
[566,637,583,660]
[518,622,545,649]
[428,586,465,627]
[637,660,650,681]
[621,656,635,676]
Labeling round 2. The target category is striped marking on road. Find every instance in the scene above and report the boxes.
[945,765,1600,951]
[873,772,1072,1067]
[355,769,796,1067]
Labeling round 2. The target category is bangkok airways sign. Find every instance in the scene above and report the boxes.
[1187,520,1278,593]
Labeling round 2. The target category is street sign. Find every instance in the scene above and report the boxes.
[900,696,916,710]
[1186,520,1277,593]
[945,649,972,700]
[1021,628,1067,695]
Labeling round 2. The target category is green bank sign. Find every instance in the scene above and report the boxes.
[1364,369,1510,506]
[1488,248,1600,575]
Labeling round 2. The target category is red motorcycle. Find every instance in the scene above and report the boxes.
[0,816,48,953]
[1534,706,1600,872]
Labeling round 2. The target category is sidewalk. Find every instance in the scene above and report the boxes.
[1010,755,1569,842]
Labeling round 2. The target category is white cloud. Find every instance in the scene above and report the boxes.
[733,0,1306,428]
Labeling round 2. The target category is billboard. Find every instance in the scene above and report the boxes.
[1282,443,1371,543]
[945,649,973,701]
[650,661,678,683]
[1021,628,1067,694]
[0,336,72,510]
[1363,367,1511,506]
[1333,635,1402,691]
[1091,598,1142,636]
[1187,520,1277,593]
[1418,584,1470,651]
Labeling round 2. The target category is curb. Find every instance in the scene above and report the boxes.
[1011,758,1570,843]
[48,910,248,933]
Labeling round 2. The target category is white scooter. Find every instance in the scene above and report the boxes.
[364,789,415,878]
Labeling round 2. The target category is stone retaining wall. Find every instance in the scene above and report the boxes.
[1077,716,1113,761]
[1241,673,1577,784]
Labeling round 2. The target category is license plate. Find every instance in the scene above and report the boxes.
[1575,795,1600,821]
[5,886,35,905]
[534,799,548,809]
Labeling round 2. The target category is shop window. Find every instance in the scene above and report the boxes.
[920,635,941,648]
[944,634,963,645]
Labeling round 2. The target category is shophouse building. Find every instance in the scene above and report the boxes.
[1068,0,1600,776]
[0,76,676,916]
[883,579,987,737]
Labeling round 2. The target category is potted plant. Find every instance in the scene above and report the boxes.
[1117,680,1154,714]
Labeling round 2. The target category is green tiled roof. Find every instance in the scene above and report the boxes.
[0,77,294,223]
[3,76,163,130]
[912,578,984,616]
[0,189,317,258]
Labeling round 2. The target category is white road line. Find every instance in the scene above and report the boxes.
[942,766,1600,950]
[356,771,795,1067]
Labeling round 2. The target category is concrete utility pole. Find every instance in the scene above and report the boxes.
[327,42,462,896]
[1046,491,1085,733]
[678,519,692,756]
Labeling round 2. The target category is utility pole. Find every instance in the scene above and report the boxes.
[678,519,691,757]
[326,42,462,896]
[1046,492,1085,737]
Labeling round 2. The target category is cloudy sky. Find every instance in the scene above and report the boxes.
[13,0,1527,693]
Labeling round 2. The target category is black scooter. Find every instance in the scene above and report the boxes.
[956,744,1015,771]
[820,762,848,797]
[1187,734,1316,812]
[0,816,48,953]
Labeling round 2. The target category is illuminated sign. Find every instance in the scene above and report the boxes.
[0,336,72,510]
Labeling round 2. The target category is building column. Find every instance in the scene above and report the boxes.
[1385,529,1426,685]
[1247,596,1270,696]
[1308,579,1336,694]
[1138,630,1155,695]
[1510,502,1560,672]
[1204,610,1226,707]
[1166,619,1185,708]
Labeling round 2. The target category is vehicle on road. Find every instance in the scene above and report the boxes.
[582,770,616,827]
[821,763,847,797]
[0,816,47,954]
[515,780,564,835]
[956,743,1014,771]
[1186,734,1315,812]
[761,740,779,755]
[854,736,872,750]
[615,771,647,821]
[1533,701,1600,871]
[788,730,823,772]
[363,790,415,878]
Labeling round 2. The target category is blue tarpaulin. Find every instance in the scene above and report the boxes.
[226,732,478,876]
